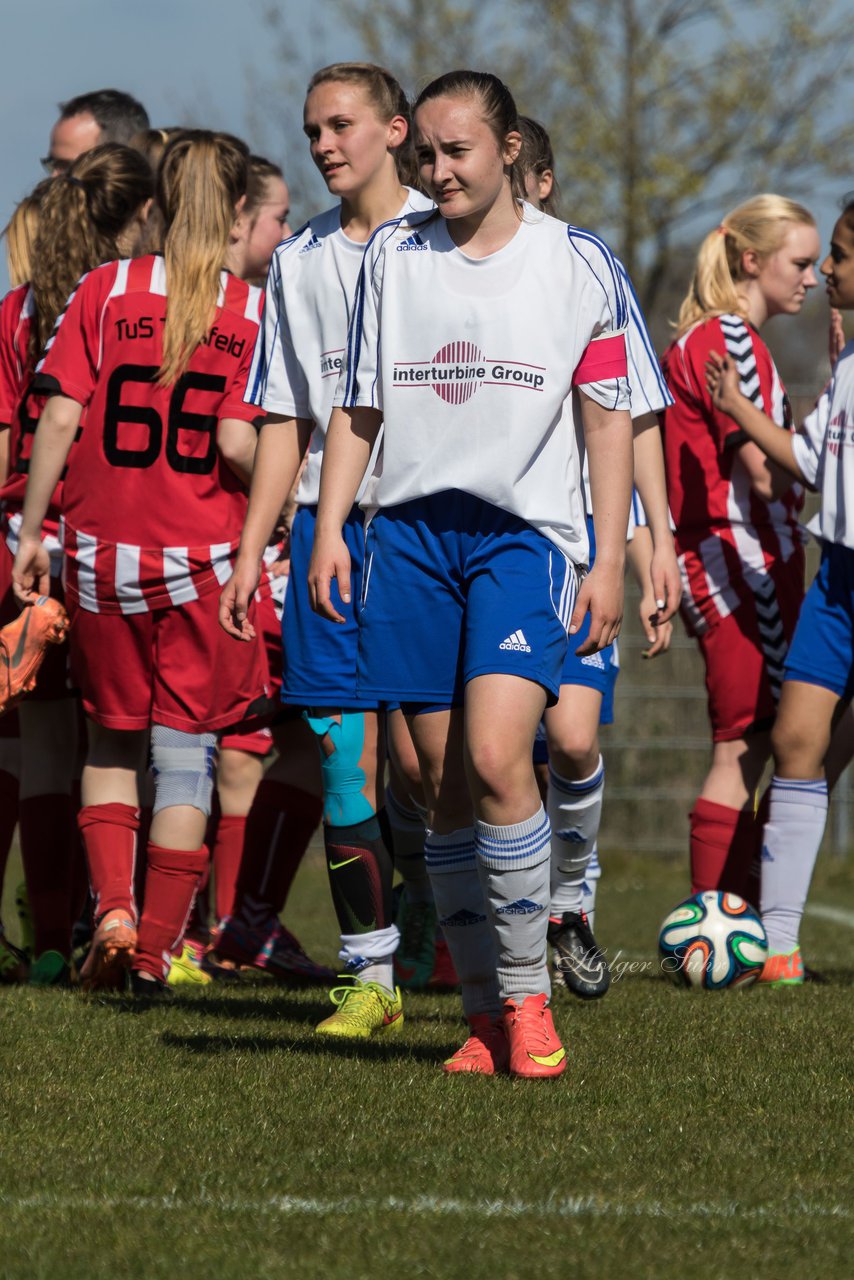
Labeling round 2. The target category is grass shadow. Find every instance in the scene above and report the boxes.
[82,990,331,1023]
[160,1029,456,1063]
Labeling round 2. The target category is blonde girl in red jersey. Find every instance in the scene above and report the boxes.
[1,150,153,986]
[14,131,269,995]
[661,196,820,901]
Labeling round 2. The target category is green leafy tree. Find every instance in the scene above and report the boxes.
[309,0,853,313]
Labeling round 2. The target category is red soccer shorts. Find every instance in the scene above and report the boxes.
[690,556,804,742]
[219,591,281,755]
[68,587,271,733]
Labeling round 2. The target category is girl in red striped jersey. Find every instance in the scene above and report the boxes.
[661,195,820,902]
[1,151,152,985]
[13,131,270,995]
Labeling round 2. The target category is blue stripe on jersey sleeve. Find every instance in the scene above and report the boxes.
[566,226,627,330]
[616,260,672,410]
[344,214,425,405]
[247,251,282,405]
[245,221,318,406]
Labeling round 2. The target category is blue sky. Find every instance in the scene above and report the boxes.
[0,0,844,299]
[0,0,366,291]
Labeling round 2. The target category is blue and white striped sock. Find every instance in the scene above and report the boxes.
[580,843,602,930]
[760,775,827,955]
[475,806,551,1001]
[547,757,605,917]
[425,827,500,1018]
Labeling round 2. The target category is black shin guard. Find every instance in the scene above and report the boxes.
[324,815,395,936]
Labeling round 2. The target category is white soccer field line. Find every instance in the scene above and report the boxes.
[0,1192,849,1222]
[616,901,854,966]
[805,902,854,929]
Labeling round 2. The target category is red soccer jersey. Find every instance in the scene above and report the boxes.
[0,284,33,426]
[34,255,263,615]
[0,283,70,557]
[661,314,804,627]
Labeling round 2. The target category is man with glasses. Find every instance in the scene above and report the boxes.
[42,88,149,174]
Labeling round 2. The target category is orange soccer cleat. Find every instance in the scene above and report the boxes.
[79,910,137,992]
[503,992,567,1079]
[443,1014,509,1075]
[0,596,69,714]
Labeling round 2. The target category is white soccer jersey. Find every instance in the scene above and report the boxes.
[792,341,854,548]
[335,205,630,565]
[580,257,673,529]
[244,188,432,506]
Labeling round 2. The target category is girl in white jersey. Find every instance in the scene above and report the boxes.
[309,70,633,1079]
[706,199,854,984]
[220,62,431,1038]
[204,153,332,989]
[517,118,681,1002]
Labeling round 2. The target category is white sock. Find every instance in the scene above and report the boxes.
[580,843,602,929]
[760,776,827,955]
[339,924,400,991]
[425,827,500,1018]
[548,758,604,917]
[475,806,551,1002]
[385,786,432,904]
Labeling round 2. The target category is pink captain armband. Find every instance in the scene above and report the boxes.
[571,333,627,387]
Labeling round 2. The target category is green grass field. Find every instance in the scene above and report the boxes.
[1,847,852,1280]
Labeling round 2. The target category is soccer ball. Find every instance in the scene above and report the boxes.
[658,891,768,990]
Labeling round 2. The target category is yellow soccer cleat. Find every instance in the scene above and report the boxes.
[315,977,404,1040]
[167,940,213,987]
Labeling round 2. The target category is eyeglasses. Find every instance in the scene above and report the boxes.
[40,156,72,175]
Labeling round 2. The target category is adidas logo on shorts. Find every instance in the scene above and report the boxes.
[500,629,532,653]
[581,651,606,669]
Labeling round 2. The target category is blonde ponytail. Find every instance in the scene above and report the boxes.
[676,193,816,336]
[3,179,52,288]
[157,131,249,386]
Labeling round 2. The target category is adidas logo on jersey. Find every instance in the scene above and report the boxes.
[495,898,544,916]
[580,651,606,669]
[500,629,532,653]
[397,232,429,251]
[299,232,322,254]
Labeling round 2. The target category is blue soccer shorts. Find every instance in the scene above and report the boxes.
[784,541,854,700]
[282,503,381,710]
[556,516,619,724]
[356,491,579,708]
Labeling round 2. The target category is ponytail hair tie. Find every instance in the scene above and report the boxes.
[717,224,729,236]
[64,174,87,190]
